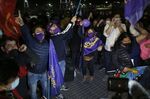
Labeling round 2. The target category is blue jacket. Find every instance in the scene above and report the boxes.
[21,25,49,74]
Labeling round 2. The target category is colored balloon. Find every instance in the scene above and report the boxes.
[83,19,91,27]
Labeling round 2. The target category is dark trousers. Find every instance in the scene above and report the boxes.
[82,59,94,76]
[139,67,150,89]
[104,50,113,71]
[16,76,29,99]
[71,50,80,69]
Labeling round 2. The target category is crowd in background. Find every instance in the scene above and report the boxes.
[0,9,150,99]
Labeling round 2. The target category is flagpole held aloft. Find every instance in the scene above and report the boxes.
[75,0,82,16]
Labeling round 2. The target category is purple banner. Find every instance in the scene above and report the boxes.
[124,0,150,25]
[83,36,103,55]
[48,39,64,96]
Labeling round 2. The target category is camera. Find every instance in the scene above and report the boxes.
[108,77,129,99]
[108,77,129,92]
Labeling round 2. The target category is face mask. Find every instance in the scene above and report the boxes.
[9,49,19,56]
[88,32,94,38]
[35,32,44,41]
[106,21,110,24]
[6,77,20,90]
[53,27,61,34]
[76,20,81,25]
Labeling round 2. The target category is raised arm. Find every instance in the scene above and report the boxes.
[15,11,36,46]
[88,12,93,20]
[135,23,148,43]
[103,18,115,37]
[116,23,126,33]
[55,16,77,36]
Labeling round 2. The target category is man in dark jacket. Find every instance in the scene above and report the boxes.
[16,15,49,99]
[47,16,76,91]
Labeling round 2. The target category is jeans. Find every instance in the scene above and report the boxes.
[59,60,66,77]
[28,72,48,99]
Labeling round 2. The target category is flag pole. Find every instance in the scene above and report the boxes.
[75,0,82,16]
[47,77,51,99]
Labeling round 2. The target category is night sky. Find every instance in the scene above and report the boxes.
[17,0,124,7]
[15,0,125,16]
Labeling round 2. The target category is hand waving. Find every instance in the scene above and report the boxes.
[15,10,24,26]
[71,16,77,24]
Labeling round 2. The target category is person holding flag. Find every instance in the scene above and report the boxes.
[82,28,103,81]
[47,16,77,99]
[77,20,103,81]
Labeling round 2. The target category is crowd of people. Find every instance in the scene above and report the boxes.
[0,10,150,99]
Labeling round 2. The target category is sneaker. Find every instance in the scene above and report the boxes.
[107,70,116,73]
[99,67,105,71]
[89,76,94,81]
[82,75,89,83]
[41,96,47,99]
[60,85,69,91]
[74,70,77,77]
[56,93,64,99]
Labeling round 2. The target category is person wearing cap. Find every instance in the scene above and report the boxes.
[47,16,76,98]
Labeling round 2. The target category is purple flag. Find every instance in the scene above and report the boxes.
[124,0,150,25]
[48,39,64,96]
[83,36,103,55]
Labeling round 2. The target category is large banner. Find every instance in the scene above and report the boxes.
[0,0,21,40]
[48,39,64,96]
[124,0,150,25]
